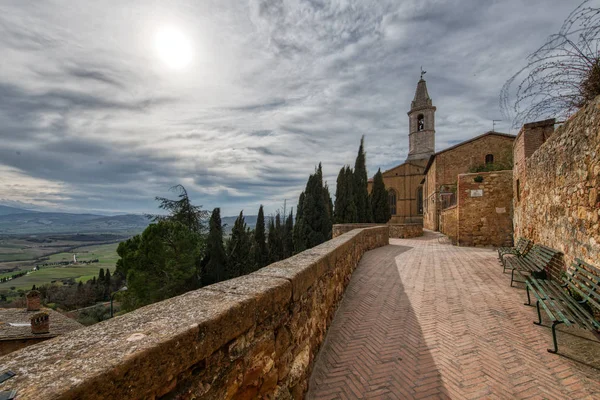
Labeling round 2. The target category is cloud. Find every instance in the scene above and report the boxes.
[0,0,582,216]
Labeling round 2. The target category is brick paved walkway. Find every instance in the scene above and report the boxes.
[307,231,600,399]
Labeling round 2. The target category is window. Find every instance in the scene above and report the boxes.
[516,179,520,201]
[389,189,397,215]
[417,187,423,215]
[485,154,494,164]
[417,114,424,131]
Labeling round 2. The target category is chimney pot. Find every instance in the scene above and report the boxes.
[31,312,50,334]
[26,290,41,311]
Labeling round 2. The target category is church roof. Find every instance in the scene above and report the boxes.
[411,79,433,109]
[423,131,516,175]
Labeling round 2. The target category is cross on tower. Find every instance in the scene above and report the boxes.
[420,66,427,80]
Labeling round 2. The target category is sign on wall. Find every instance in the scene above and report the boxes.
[470,189,483,197]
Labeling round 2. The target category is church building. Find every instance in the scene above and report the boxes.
[368,75,515,227]
[368,76,436,224]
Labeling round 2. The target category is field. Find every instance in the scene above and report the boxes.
[0,242,119,291]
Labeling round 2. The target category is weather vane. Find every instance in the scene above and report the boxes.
[420,66,427,80]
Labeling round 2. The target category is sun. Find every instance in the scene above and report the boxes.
[154,26,193,70]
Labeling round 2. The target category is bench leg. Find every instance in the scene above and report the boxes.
[534,301,542,325]
[548,321,564,354]
[524,285,531,306]
[510,269,515,287]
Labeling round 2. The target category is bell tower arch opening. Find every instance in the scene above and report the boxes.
[407,74,436,162]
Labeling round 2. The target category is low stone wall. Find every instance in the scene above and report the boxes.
[440,206,458,244]
[457,170,514,247]
[333,223,423,239]
[514,96,600,271]
[0,227,388,400]
[388,223,423,238]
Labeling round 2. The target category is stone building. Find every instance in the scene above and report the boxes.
[0,291,82,356]
[368,77,436,224]
[422,132,515,231]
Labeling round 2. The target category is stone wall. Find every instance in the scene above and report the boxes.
[0,227,388,400]
[388,224,423,238]
[514,97,600,270]
[440,206,458,244]
[333,223,423,239]
[423,133,515,231]
[457,170,514,247]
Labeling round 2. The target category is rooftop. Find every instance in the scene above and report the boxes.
[0,308,83,341]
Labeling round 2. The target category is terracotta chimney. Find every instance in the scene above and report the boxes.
[31,312,50,334]
[26,290,41,311]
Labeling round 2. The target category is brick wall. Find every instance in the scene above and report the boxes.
[457,171,514,247]
[514,97,600,270]
[0,227,388,400]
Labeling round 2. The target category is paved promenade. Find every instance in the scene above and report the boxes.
[307,231,600,399]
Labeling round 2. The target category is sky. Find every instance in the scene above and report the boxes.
[0,0,584,216]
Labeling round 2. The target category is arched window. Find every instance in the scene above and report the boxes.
[388,189,397,215]
[485,154,494,164]
[417,114,424,131]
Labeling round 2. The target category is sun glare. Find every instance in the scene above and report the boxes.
[155,26,193,70]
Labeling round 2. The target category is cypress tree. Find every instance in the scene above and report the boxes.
[283,210,294,258]
[353,136,370,222]
[371,168,391,223]
[253,205,268,269]
[335,166,358,223]
[98,268,105,284]
[295,164,333,251]
[202,208,227,285]
[227,211,251,278]
[293,193,305,253]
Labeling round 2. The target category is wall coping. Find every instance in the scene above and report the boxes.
[0,226,388,399]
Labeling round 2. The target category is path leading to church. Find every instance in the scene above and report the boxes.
[307,231,600,399]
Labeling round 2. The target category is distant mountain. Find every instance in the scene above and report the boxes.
[0,205,35,216]
[0,211,149,235]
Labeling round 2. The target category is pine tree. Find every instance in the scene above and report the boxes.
[295,164,333,251]
[253,205,268,269]
[353,136,370,222]
[227,211,251,278]
[371,168,391,223]
[202,208,227,285]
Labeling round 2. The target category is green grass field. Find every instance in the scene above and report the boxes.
[0,242,119,291]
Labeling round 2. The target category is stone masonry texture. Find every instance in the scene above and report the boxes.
[513,96,600,271]
[457,170,514,247]
[0,227,388,400]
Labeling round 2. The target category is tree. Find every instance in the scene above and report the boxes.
[202,208,228,286]
[123,221,203,309]
[294,164,333,251]
[501,1,600,127]
[334,166,358,223]
[353,136,370,222]
[253,205,268,269]
[371,168,391,223]
[147,185,208,234]
[268,212,285,264]
[98,268,105,284]
[283,209,294,259]
[226,211,252,277]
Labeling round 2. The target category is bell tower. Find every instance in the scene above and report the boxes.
[406,72,436,162]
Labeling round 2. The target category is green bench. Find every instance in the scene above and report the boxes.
[525,259,600,353]
[504,244,561,287]
[498,238,533,269]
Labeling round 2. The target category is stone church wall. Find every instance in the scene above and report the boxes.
[514,97,600,270]
[0,227,388,400]
[457,170,514,247]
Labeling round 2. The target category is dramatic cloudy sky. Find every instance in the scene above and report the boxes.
[0,0,582,216]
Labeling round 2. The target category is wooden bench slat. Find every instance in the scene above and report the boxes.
[538,278,597,330]
[527,278,572,325]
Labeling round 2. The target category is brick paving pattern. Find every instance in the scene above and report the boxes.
[307,231,600,399]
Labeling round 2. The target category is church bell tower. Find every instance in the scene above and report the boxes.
[406,74,436,162]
